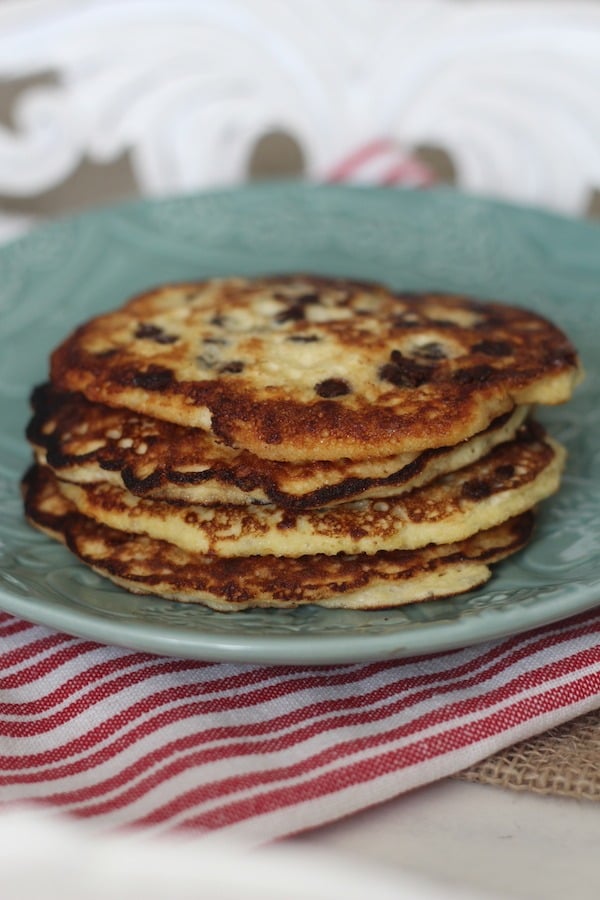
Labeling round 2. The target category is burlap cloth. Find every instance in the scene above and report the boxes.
[455,708,600,800]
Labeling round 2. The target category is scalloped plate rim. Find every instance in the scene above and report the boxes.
[1,577,600,663]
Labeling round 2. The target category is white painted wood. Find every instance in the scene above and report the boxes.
[1,0,600,213]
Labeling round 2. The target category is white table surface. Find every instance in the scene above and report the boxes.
[3,778,597,900]
[295,777,600,899]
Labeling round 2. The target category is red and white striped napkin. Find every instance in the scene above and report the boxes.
[2,142,600,843]
[3,610,600,842]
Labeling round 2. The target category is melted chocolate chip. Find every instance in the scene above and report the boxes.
[495,464,515,480]
[132,366,174,391]
[275,305,306,323]
[315,378,352,398]
[275,291,321,324]
[380,350,433,388]
[134,323,178,344]
[287,334,320,343]
[294,292,320,305]
[453,364,495,385]
[219,360,244,374]
[472,339,513,357]
[543,347,578,368]
[461,479,492,500]
[277,509,299,530]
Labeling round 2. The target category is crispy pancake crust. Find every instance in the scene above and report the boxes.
[56,422,565,558]
[22,465,536,610]
[29,383,529,508]
[50,276,582,462]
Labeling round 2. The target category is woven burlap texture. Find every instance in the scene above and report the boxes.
[455,708,600,800]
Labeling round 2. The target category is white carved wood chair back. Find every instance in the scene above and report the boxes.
[1,0,600,234]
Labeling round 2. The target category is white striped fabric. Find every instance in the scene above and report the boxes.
[2,609,600,842]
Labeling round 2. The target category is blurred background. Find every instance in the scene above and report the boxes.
[1,0,600,244]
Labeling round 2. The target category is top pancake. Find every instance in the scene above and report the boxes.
[50,275,582,462]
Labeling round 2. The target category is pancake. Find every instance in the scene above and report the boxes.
[29,383,529,508]
[56,421,565,558]
[50,276,582,462]
[22,465,536,611]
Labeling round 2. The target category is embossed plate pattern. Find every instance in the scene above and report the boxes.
[0,185,599,663]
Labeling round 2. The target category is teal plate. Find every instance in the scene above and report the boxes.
[0,184,599,664]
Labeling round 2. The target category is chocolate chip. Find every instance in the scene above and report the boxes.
[133,366,174,391]
[287,334,320,343]
[380,351,433,388]
[135,323,161,339]
[219,360,244,374]
[453,364,495,385]
[315,378,351,398]
[495,464,515,480]
[543,347,578,368]
[294,292,320,305]
[461,479,492,500]
[472,340,513,357]
[96,348,117,358]
[276,306,306,323]
[275,292,321,324]
[134,323,178,344]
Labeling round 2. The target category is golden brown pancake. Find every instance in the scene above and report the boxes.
[56,422,565,558]
[29,383,529,508]
[22,465,536,611]
[50,276,582,462]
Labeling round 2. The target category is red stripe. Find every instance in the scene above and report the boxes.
[0,661,370,749]
[85,648,600,827]
[0,633,77,675]
[0,655,216,716]
[381,157,435,187]
[327,139,393,182]
[0,617,36,638]
[0,617,575,720]
[166,668,600,833]
[2,618,598,779]
[15,632,600,814]
[0,641,121,690]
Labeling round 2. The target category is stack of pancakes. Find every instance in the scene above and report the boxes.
[23,276,582,611]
